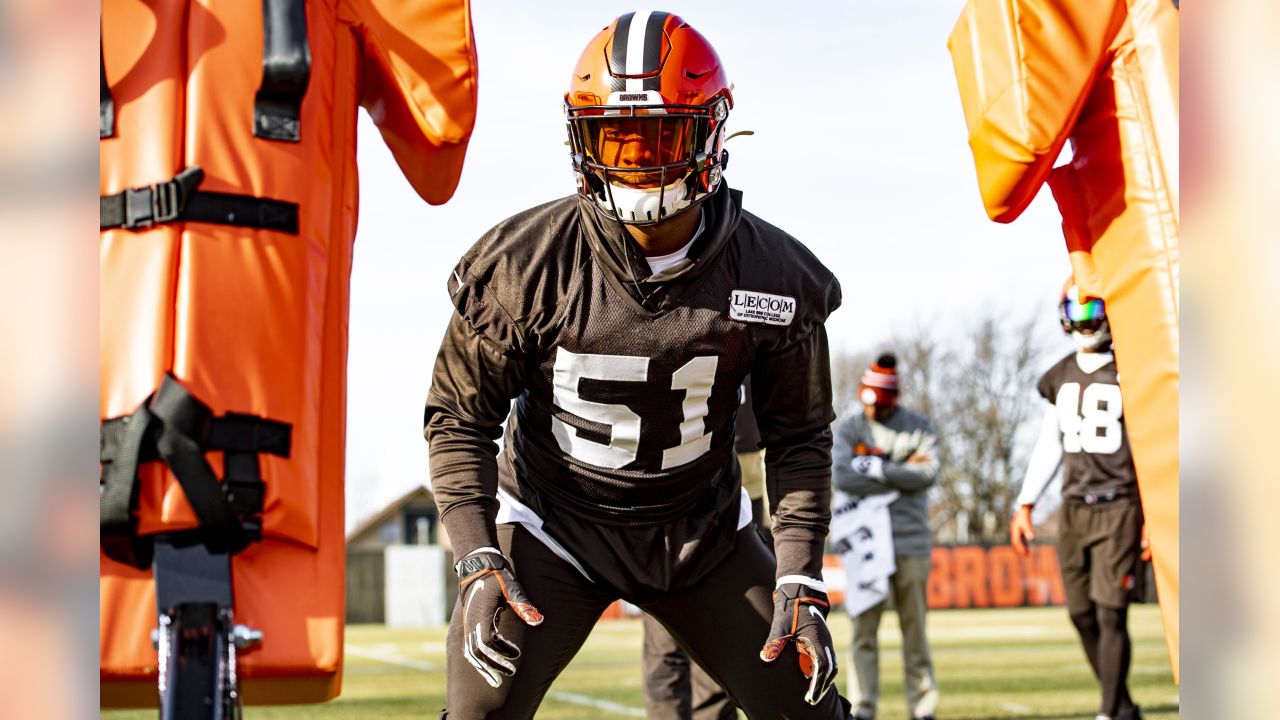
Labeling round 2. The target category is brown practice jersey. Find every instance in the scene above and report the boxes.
[1037,352,1138,499]
[425,185,841,587]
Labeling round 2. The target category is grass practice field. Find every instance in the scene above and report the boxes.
[104,605,1177,719]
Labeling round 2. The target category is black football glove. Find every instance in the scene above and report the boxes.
[456,550,544,688]
[759,580,838,705]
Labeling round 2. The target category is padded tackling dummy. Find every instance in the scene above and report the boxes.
[948,0,1179,679]
[100,0,477,705]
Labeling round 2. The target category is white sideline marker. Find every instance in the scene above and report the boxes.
[346,644,647,717]
[1000,702,1032,715]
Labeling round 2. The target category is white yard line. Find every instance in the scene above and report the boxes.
[544,690,646,717]
[1000,702,1032,715]
[346,644,441,672]
[346,644,646,717]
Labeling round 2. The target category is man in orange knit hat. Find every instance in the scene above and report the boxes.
[831,354,940,720]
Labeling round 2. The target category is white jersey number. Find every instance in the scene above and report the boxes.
[1055,381,1123,454]
[551,349,720,470]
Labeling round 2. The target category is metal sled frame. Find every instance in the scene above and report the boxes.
[152,540,260,720]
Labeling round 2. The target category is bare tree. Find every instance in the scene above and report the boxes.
[833,314,1048,544]
[832,349,875,419]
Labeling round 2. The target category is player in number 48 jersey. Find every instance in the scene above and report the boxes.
[424,11,851,719]
[1011,281,1146,720]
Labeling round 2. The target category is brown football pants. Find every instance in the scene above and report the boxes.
[442,523,851,719]
[642,612,739,720]
[1058,496,1145,717]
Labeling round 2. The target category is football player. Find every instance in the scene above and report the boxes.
[1011,282,1147,720]
[424,11,851,719]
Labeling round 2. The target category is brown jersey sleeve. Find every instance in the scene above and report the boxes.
[751,275,842,581]
[425,213,569,558]
[424,309,528,558]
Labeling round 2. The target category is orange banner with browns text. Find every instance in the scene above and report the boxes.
[821,545,1067,610]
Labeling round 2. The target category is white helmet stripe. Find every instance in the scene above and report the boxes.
[625,11,653,92]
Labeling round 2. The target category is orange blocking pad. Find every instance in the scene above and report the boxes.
[949,0,1179,678]
[100,0,477,705]
[101,537,346,705]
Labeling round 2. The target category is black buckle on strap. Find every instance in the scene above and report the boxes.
[99,373,293,569]
[123,186,155,229]
[122,167,206,229]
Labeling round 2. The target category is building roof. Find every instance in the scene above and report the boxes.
[346,485,435,543]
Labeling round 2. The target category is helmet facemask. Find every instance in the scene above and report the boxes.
[566,96,729,225]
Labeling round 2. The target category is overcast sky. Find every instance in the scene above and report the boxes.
[343,1,1074,528]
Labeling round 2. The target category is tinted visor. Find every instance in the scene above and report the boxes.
[1062,295,1106,332]
[1064,295,1104,321]
[574,113,699,188]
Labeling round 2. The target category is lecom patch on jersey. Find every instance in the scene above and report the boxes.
[729,290,796,326]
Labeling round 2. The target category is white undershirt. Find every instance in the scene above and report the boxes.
[644,215,704,275]
[495,486,753,582]
[1075,349,1114,374]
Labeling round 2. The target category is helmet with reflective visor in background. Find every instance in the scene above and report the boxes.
[1060,280,1112,352]
[565,11,733,224]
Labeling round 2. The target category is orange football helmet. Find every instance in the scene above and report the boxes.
[565,11,733,224]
